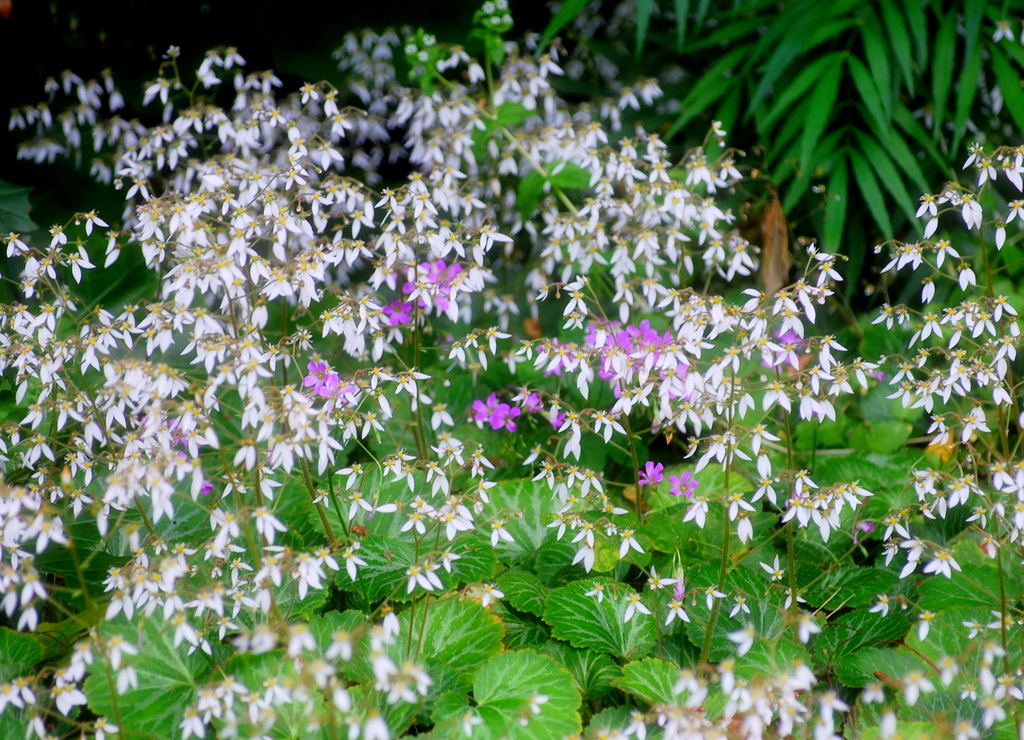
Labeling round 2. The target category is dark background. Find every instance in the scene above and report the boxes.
[0,0,557,227]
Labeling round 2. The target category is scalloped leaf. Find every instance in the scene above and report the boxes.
[481,478,562,563]
[543,579,655,658]
[83,614,214,740]
[498,570,549,617]
[614,657,678,705]
[0,627,42,682]
[544,641,621,699]
[432,650,582,740]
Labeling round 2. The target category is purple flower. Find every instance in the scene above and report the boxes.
[382,300,413,326]
[669,472,699,498]
[302,360,343,397]
[638,461,664,486]
[471,393,522,432]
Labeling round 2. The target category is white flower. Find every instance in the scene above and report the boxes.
[480,583,503,607]
[585,582,606,603]
[902,670,935,705]
[727,624,755,656]
[622,593,650,623]
[759,555,785,582]
[797,612,821,643]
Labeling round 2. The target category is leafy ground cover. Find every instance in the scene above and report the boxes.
[2,3,1024,739]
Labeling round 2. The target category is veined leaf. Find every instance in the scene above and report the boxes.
[0,628,42,682]
[848,147,893,239]
[481,478,563,563]
[544,579,656,658]
[614,657,679,704]
[544,641,622,699]
[834,645,929,688]
[538,0,589,52]
[822,152,849,253]
[0,179,39,233]
[498,570,549,617]
[991,46,1024,136]
[804,566,898,610]
[881,0,914,94]
[930,10,958,137]
[815,608,911,666]
[433,650,582,740]
[83,613,214,740]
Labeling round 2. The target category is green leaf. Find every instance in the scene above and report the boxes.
[518,171,547,220]
[434,650,582,740]
[734,638,812,680]
[748,4,829,112]
[84,614,213,739]
[834,645,929,687]
[668,46,749,136]
[674,0,690,52]
[498,570,549,617]
[918,562,1024,611]
[614,657,678,704]
[543,579,656,658]
[991,46,1024,135]
[544,641,622,699]
[930,10,958,136]
[494,102,535,128]
[804,567,898,611]
[881,0,914,94]
[0,179,39,233]
[0,627,43,682]
[847,56,891,147]
[815,609,911,666]
[538,0,589,52]
[635,0,654,59]
[481,478,563,563]
[901,0,928,69]
[951,39,984,153]
[862,11,893,120]
[547,162,592,190]
[822,153,849,253]
[848,147,893,238]
[222,650,327,738]
[758,53,844,135]
[405,596,505,680]
[309,609,368,657]
[344,596,505,685]
[335,533,415,602]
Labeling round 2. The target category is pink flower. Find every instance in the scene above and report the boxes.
[302,360,344,397]
[639,461,664,486]
[382,300,413,326]
[669,472,698,498]
[471,393,522,432]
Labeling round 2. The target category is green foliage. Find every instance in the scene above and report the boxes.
[543,579,656,658]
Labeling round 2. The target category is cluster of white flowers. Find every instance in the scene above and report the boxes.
[8,5,1017,738]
